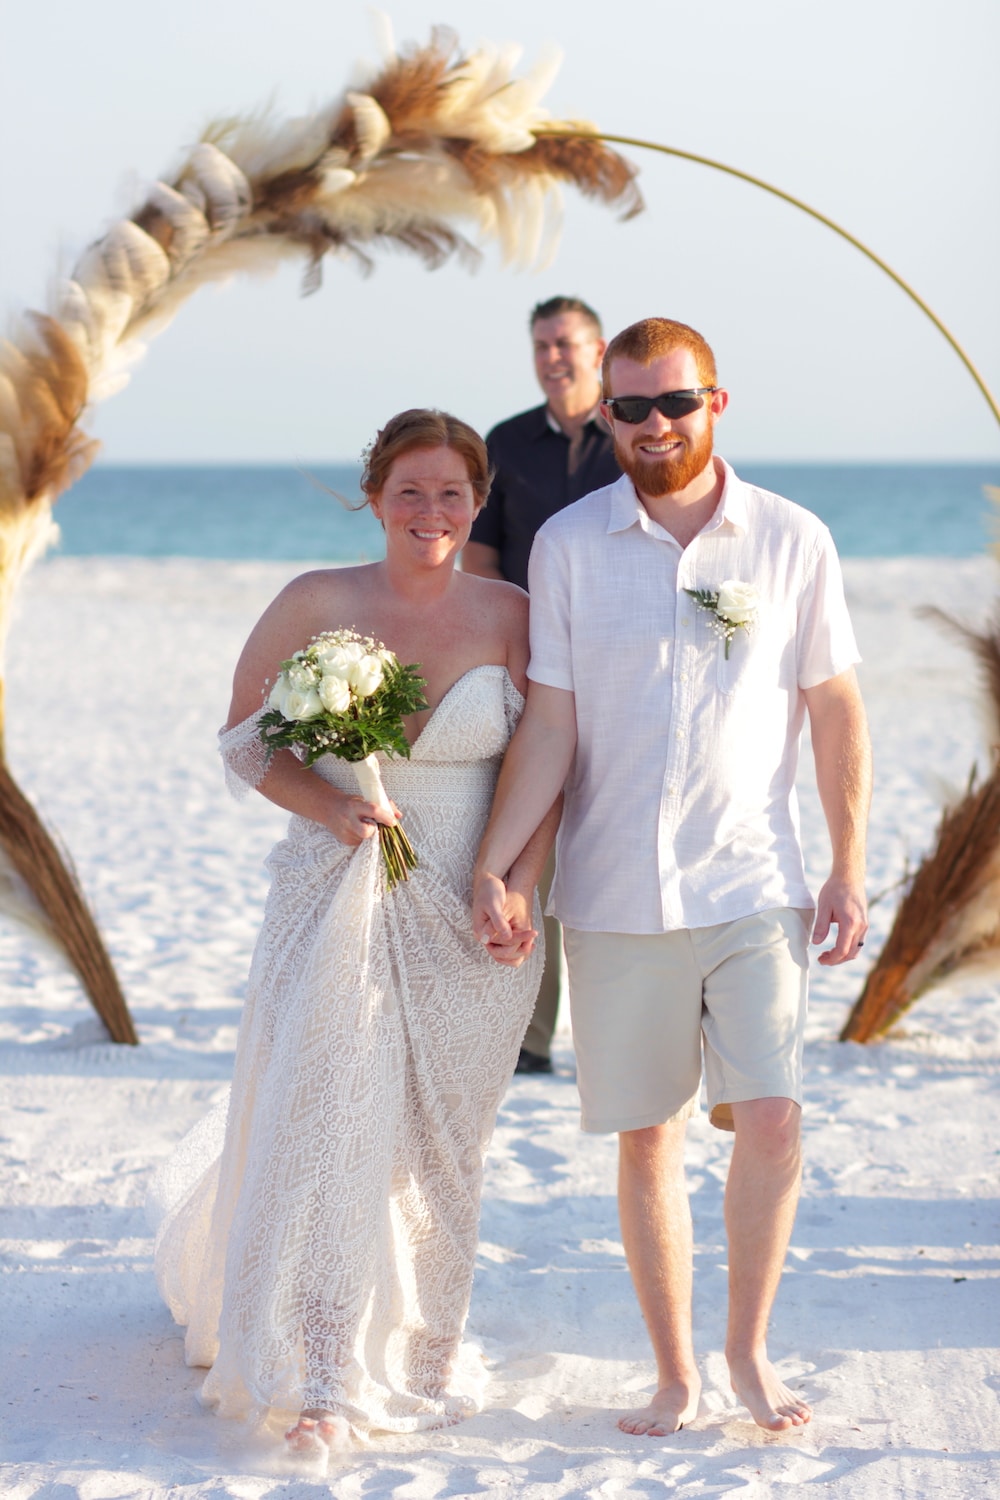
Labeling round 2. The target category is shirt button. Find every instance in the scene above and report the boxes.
[681,618,690,628]
[679,671,688,682]
[667,785,677,796]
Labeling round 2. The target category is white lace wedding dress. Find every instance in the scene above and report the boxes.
[149,665,542,1437]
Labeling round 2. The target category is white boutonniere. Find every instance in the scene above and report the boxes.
[684,580,759,659]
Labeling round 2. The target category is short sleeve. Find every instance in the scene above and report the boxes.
[218,710,270,800]
[796,528,861,689]
[526,526,575,692]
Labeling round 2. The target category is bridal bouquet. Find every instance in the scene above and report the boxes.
[260,629,427,888]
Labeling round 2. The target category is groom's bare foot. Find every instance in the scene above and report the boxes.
[728,1353,811,1430]
[618,1376,701,1437]
[284,1408,351,1456]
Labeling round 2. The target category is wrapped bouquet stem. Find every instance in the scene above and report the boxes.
[351,752,419,888]
[260,629,426,889]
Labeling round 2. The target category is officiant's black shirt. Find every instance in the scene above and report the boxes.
[469,404,621,592]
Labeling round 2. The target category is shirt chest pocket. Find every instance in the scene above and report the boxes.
[684,578,764,695]
[715,623,760,695]
[713,605,798,696]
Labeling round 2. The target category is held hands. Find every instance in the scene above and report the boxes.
[812,873,868,965]
[473,871,538,968]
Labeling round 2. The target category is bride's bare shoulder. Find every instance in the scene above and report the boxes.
[456,574,529,685]
[241,566,369,662]
[255,564,372,630]
[276,564,372,607]
[457,571,528,627]
[229,565,376,722]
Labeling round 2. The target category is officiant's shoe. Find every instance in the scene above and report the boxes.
[515,1048,553,1075]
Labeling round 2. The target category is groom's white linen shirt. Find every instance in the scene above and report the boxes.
[526,460,860,934]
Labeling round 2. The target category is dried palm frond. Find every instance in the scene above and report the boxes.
[842,605,1000,1042]
[0,761,136,1044]
[841,762,1000,1041]
[918,601,1000,746]
[0,25,642,1042]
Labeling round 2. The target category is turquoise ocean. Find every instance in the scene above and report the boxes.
[53,462,998,560]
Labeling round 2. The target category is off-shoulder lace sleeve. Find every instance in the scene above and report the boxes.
[218,710,269,801]
[502,673,526,742]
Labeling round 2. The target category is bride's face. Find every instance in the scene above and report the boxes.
[370,446,478,569]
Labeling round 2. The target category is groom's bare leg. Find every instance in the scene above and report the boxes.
[725,1096,811,1430]
[616,1119,701,1436]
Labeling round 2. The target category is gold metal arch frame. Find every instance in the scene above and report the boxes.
[537,126,1000,433]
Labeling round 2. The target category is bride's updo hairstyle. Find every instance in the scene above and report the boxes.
[360,409,493,512]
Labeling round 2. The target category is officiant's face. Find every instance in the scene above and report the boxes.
[370,445,479,567]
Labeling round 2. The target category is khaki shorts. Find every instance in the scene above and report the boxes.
[564,908,811,1134]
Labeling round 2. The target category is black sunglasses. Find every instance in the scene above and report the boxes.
[603,388,718,423]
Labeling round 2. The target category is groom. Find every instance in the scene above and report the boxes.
[473,316,871,1435]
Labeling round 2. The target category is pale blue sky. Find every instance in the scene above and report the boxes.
[1,0,997,462]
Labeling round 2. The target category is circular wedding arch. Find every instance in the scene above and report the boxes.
[1,35,996,1045]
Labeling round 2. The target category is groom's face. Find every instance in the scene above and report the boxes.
[602,350,722,500]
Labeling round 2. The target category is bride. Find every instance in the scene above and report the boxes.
[150,410,551,1453]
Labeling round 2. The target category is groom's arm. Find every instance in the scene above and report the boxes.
[804,666,871,965]
[480,793,563,966]
[473,681,578,947]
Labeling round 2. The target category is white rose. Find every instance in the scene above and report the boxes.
[280,685,324,721]
[349,653,384,698]
[267,679,286,711]
[314,644,353,677]
[341,640,366,662]
[318,672,352,713]
[716,580,759,624]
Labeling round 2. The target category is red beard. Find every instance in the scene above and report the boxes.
[614,423,714,498]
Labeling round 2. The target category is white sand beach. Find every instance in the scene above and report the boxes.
[1,553,998,1498]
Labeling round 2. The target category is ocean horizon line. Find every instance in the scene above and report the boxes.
[52,462,999,560]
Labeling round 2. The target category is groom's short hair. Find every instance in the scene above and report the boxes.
[602,318,717,393]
